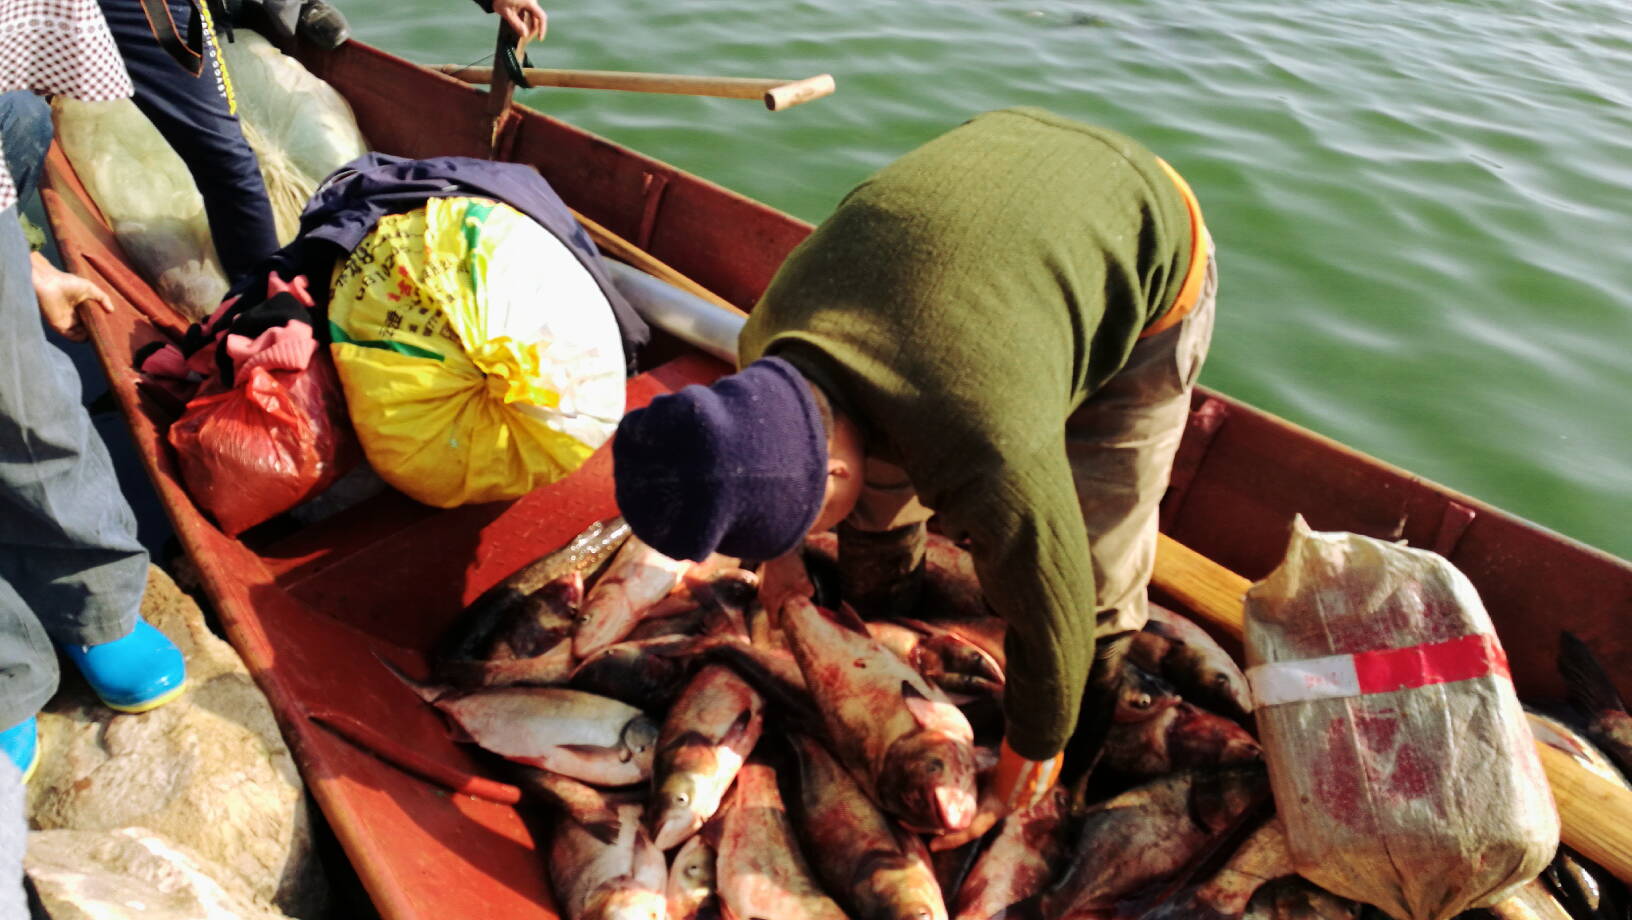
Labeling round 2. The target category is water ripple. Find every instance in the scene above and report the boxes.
[343,0,1632,556]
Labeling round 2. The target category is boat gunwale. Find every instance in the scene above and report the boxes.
[36,32,1632,920]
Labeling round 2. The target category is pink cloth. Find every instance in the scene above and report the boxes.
[223,321,318,384]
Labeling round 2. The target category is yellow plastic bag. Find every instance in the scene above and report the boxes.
[328,197,626,507]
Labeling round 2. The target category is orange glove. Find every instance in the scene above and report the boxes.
[992,737,1065,812]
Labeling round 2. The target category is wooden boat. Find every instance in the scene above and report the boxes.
[38,34,1632,920]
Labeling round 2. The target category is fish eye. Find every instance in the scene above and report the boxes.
[1132,693,1152,709]
[673,791,690,807]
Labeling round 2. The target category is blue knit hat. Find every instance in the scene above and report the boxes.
[612,357,828,562]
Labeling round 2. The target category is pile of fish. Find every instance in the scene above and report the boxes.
[381,517,1632,920]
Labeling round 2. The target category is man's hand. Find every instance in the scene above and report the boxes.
[31,252,113,342]
[757,551,814,626]
[492,0,547,41]
[928,738,1064,852]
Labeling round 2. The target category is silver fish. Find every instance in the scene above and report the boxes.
[1134,819,1294,920]
[1045,766,1270,919]
[436,517,628,672]
[951,785,1071,920]
[648,664,765,851]
[575,535,697,657]
[1243,878,1360,920]
[667,835,720,920]
[551,792,668,920]
[780,596,978,834]
[790,733,947,920]
[1131,604,1253,721]
[380,654,659,786]
[715,760,847,920]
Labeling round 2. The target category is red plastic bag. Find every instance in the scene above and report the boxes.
[167,357,357,534]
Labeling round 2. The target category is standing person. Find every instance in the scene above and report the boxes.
[97,0,280,283]
[611,107,1216,838]
[0,3,187,782]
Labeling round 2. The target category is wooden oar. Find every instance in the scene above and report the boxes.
[1151,532,1632,884]
[438,65,835,112]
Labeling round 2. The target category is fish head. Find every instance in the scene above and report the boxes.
[647,772,706,851]
[886,901,944,920]
[1169,645,1253,720]
[878,730,978,833]
[1200,665,1254,720]
[667,834,717,897]
[699,568,758,609]
[1115,663,1182,723]
[586,880,666,920]
[1189,765,1269,833]
[620,715,661,772]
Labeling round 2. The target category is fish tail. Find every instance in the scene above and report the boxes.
[373,650,448,703]
[1558,631,1628,715]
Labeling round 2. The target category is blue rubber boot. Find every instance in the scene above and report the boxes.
[1,717,39,783]
[62,620,187,713]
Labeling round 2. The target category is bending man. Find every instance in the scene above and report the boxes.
[612,107,1216,832]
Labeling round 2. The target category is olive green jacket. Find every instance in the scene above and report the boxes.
[738,107,1192,759]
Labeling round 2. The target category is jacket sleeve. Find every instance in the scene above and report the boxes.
[930,441,1097,761]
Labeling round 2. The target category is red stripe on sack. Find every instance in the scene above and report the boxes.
[1352,633,1509,695]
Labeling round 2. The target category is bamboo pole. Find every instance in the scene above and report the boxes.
[1151,532,1632,884]
[438,65,835,112]
[568,207,747,318]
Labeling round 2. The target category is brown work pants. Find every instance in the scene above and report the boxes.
[840,239,1217,633]
[838,240,1217,760]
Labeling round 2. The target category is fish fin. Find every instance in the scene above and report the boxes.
[509,766,623,844]
[886,616,938,637]
[557,743,622,758]
[373,650,448,703]
[1559,631,1628,715]
[434,586,528,663]
[786,597,874,632]
[645,635,708,660]
[659,730,717,759]
[811,600,873,637]
[698,810,727,850]
[901,680,949,728]
[720,707,758,752]
[786,732,825,789]
[557,570,586,607]
[992,892,1050,920]
[697,639,823,732]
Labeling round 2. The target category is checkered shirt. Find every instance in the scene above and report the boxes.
[0,0,132,211]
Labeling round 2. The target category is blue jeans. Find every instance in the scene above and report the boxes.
[99,0,280,283]
[0,92,149,729]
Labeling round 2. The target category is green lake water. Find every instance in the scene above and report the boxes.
[340,0,1632,558]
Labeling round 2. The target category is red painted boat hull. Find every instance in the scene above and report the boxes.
[39,37,1632,920]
